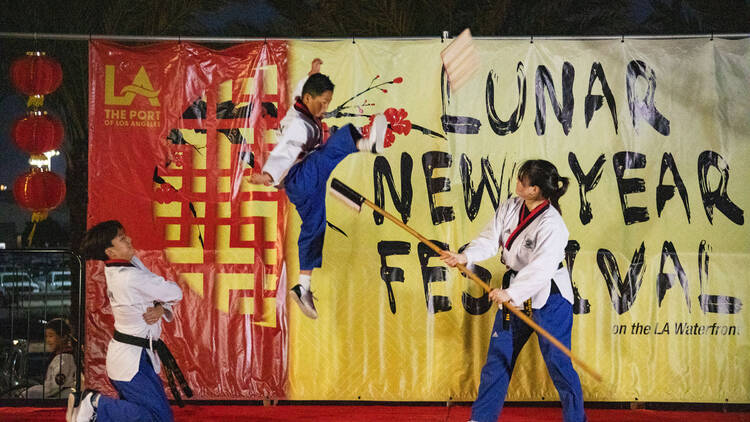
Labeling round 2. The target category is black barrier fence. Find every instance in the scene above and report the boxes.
[0,249,84,405]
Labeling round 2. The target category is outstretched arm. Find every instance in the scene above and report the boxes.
[291,58,324,98]
[309,58,322,75]
[440,202,508,268]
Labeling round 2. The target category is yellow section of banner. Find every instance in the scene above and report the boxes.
[285,38,750,402]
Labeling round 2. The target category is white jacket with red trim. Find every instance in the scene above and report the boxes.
[461,196,574,309]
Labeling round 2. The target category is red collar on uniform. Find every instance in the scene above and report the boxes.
[503,200,550,250]
[104,259,134,267]
[294,97,324,133]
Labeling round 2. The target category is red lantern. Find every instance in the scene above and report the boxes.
[10,52,63,97]
[13,168,66,218]
[11,111,64,154]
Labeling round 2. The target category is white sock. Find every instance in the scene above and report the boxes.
[298,274,311,291]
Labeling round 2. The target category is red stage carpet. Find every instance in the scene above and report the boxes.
[1,404,748,421]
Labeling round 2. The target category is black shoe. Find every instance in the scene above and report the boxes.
[289,284,318,319]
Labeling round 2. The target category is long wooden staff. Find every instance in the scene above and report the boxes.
[330,178,602,382]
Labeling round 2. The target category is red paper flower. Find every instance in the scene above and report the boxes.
[361,113,399,149]
[360,116,374,138]
[384,130,396,148]
[171,151,185,168]
[384,107,411,136]
[155,183,179,204]
[392,77,403,84]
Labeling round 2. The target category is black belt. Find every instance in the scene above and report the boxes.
[113,330,193,407]
[501,263,563,330]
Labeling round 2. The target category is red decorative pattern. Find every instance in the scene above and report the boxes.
[87,40,289,400]
[154,183,180,204]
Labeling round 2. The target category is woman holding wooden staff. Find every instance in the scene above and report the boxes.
[441,159,587,422]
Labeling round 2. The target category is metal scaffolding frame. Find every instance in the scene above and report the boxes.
[0,31,748,43]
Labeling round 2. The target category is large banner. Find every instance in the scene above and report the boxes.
[87,40,290,399]
[88,38,749,403]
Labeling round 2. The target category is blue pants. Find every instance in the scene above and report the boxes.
[97,349,173,422]
[471,293,586,422]
[284,124,358,271]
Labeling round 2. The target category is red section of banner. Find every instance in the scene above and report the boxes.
[86,40,289,399]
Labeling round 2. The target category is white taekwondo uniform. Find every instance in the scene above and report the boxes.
[463,196,586,422]
[461,196,573,309]
[261,77,323,186]
[104,256,182,382]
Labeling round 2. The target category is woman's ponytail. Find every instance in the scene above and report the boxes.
[517,160,569,214]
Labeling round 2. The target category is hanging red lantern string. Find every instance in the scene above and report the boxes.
[10,51,63,108]
[10,110,64,158]
[12,167,67,246]
[8,49,66,247]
